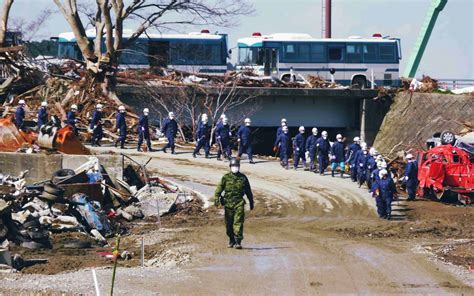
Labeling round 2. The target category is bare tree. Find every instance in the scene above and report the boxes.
[10,9,54,41]
[0,0,14,46]
[53,0,253,101]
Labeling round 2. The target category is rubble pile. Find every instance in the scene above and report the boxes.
[0,156,193,273]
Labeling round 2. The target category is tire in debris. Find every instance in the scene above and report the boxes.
[51,169,75,184]
[43,182,65,196]
[440,130,456,145]
[63,240,92,249]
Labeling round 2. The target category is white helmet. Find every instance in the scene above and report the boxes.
[381,161,387,169]
[406,153,414,160]
[322,131,328,138]
[281,118,287,126]
[220,114,227,120]
[96,103,103,110]
[361,142,368,150]
[202,113,208,120]
[143,108,149,114]
[244,118,251,125]
[376,155,383,161]
[312,127,318,135]
[71,104,78,110]
[336,134,343,141]
[118,105,126,111]
[18,99,26,105]
[201,114,208,123]
[379,169,388,179]
[223,117,229,125]
[283,126,289,133]
[353,136,360,143]
[41,101,47,107]
[299,126,305,133]
[369,147,377,156]
[169,112,175,119]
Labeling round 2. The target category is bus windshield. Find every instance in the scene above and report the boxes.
[239,47,264,65]
[58,42,81,59]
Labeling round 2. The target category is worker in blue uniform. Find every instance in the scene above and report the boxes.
[306,127,319,172]
[161,111,178,154]
[137,108,153,152]
[354,143,370,187]
[404,153,419,201]
[216,117,232,160]
[275,118,287,162]
[15,100,26,130]
[67,104,79,136]
[237,118,254,164]
[274,125,290,169]
[330,134,345,177]
[316,130,330,175]
[372,169,397,220]
[90,103,104,147]
[37,101,48,129]
[346,137,361,182]
[193,114,211,158]
[115,105,127,149]
[293,126,307,170]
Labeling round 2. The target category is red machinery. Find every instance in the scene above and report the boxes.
[417,144,474,204]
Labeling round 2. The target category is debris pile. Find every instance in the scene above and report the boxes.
[0,155,196,273]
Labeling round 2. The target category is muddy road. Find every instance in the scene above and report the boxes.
[1,148,472,295]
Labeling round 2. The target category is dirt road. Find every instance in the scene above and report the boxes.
[1,148,472,295]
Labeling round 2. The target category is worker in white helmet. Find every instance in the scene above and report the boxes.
[330,134,346,177]
[354,142,370,187]
[316,131,330,175]
[161,111,178,154]
[275,118,287,141]
[193,113,211,158]
[404,153,418,201]
[67,104,79,135]
[237,118,254,164]
[293,126,307,170]
[14,99,26,129]
[115,105,127,149]
[90,104,104,146]
[215,116,232,160]
[37,101,48,129]
[274,125,290,169]
[372,168,397,220]
[137,108,154,152]
[346,136,362,182]
[305,127,319,171]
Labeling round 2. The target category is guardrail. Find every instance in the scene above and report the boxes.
[436,79,474,90]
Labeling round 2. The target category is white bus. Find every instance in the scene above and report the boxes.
[53,29,229,75]
[237,32,402,88]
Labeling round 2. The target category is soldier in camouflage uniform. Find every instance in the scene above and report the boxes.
[214,157,254,249]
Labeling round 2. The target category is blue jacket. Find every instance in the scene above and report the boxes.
[330,141,345,162]
[196,122,211,141]
[67,111,76,127]
[137,115,149,134]
[346,143,361,164]
[237,125,252,146]
[37,107,48,127]
[355,150,370,173]
[405,161,418,186]
[274,133,290,153]
[90,110,102,129]
[276,126,284,141]
[161,118,178,137]
[116,112,126,131]
[316,137,330,154]
[293,133,306,153]
[373,177,397,200]
[306,135,318,153]
[367,156,377,173]
[216,123,231,141]
[15,106,25,127]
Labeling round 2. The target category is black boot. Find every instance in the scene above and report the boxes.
[171,149,176,155]
[331,170,335,177]
[114,140,118,148]
[162,147,167,153]
[192,153,197,158]
[234,239,242,249]
[227,238,235,248]
[340,171,344,178]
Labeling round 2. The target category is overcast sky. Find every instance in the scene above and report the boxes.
[10,0,474,78]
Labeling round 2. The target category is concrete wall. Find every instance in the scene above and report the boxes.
[0,152,122,184]
[373,92,474,158]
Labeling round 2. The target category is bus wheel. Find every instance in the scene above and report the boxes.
[352,76,367,89]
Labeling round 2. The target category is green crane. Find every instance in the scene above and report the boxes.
[403,0,448,78]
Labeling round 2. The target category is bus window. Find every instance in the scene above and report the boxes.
[120,42,149,65]
[310,44,325,62]
[346,44,362,62]
[283,43,297,60]
[238,47,264,65]
[379,44,395,62]
[363,44,377,61]
[328,46,343,61]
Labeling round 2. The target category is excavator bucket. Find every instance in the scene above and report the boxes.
[54,126,90,155]
[0,117,36,152]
